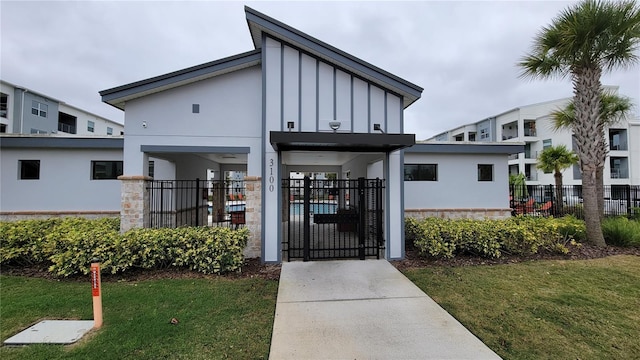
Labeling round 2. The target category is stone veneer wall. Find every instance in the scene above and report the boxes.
[405,208,512,220]
[119,175,151,232]
[0,211,119,221]
[243,176,262,258]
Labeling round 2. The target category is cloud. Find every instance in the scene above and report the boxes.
[1,1,638,140]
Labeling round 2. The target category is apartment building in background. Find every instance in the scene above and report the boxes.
[427,86,640,187]
[1,80,123,136]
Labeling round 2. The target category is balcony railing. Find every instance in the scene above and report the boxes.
[524,128,537,137]
[610,144,628,151]
[58,122,76,134]
[611,169,629,179]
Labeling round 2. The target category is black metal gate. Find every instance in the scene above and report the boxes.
[147,179,245,229]
[282,177,384,261]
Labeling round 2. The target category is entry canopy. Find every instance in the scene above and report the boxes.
[270,131,415,152]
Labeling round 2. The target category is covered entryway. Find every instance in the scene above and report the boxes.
[282,176,384,261]
[271,131,413,261]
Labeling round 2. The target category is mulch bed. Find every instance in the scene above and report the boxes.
[3,245,638,281]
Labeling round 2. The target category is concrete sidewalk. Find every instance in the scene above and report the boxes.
[269,260,501,359]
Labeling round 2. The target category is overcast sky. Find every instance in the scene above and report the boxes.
[2,0,638,140]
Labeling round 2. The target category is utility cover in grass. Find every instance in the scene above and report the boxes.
[4,320,94,345]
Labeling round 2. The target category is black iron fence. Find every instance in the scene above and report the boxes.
[147,179,245,228]
[509,184,640,218]
[282,177,385,261]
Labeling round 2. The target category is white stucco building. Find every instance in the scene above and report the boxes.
[1,7,522,263]
[1,80,123,136]
[98,7,520,263]
[428,86,640,187]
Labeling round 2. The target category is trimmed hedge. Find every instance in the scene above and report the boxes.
[0,218,249,277]
[406,216,586,259]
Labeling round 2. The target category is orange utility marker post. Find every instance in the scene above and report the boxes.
[91,258,103,328]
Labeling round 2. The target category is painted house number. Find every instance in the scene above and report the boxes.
[268,158,275,192]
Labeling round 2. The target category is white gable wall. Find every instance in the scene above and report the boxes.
[262,36,406,262]
[122,66,262,177]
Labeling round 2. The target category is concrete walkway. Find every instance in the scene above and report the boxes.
[269,260,501,360]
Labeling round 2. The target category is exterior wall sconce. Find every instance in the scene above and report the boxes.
[374,123,385,133]
[329,121,341,132]
[287,121,295,132]
[142,121,147,128]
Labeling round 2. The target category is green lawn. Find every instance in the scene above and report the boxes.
[403,255,640,360]
[3,256,639,359]
[0,275,278,360]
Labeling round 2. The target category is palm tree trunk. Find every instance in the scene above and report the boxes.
[554,170,564,216]
[596,165,604,221]
[572,67,606,246]
[582,169,605,246]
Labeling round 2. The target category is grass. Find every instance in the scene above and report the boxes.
[0,275,278,360]
[403,255,640,360]
[602,217,640,247]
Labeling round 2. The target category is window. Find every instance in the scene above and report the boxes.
[91,161,123,180]
[543,139,552,149]
[58,112,77,134]
[404,164,438,181]
[20,160,40,180]
[1,92,7,118]
[107,127,113,135]
[148,161,155,178]
[31,100,47,117]
[609,129,627,151]
[0,124,6,133]
[87,120,95,133]
[477,164,493,181]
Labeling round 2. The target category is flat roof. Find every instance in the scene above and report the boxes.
[0,136,123,149]
[271,131,415,152]
[406,142,524,154]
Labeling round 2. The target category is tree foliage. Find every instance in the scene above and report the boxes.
[518,0,640,246]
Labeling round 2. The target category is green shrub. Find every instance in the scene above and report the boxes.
[407,216,586,259]
[602,217,640,247]
[172,227,249,274]
[45,218,121,276]
[0,217,249,277]
[0,219,60,266]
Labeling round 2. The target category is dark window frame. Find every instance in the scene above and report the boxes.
[1,92,8,118]
[19,160,40,180]
[477,164,494,182]
[91,160,123,180]
[404,164,438,181]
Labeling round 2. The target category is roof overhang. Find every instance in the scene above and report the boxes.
[406,142,525,154]
[0,136,123,149]
[100,50,261,110]
[270,131,415,152]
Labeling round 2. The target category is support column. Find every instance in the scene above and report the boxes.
[119,175,151,232]
[243,176,262,258]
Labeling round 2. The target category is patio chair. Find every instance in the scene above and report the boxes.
[535,201,553,217]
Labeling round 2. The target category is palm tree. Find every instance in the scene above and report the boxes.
[518,0,640,246]
[537,145,579,215]
[550,92,634,219]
